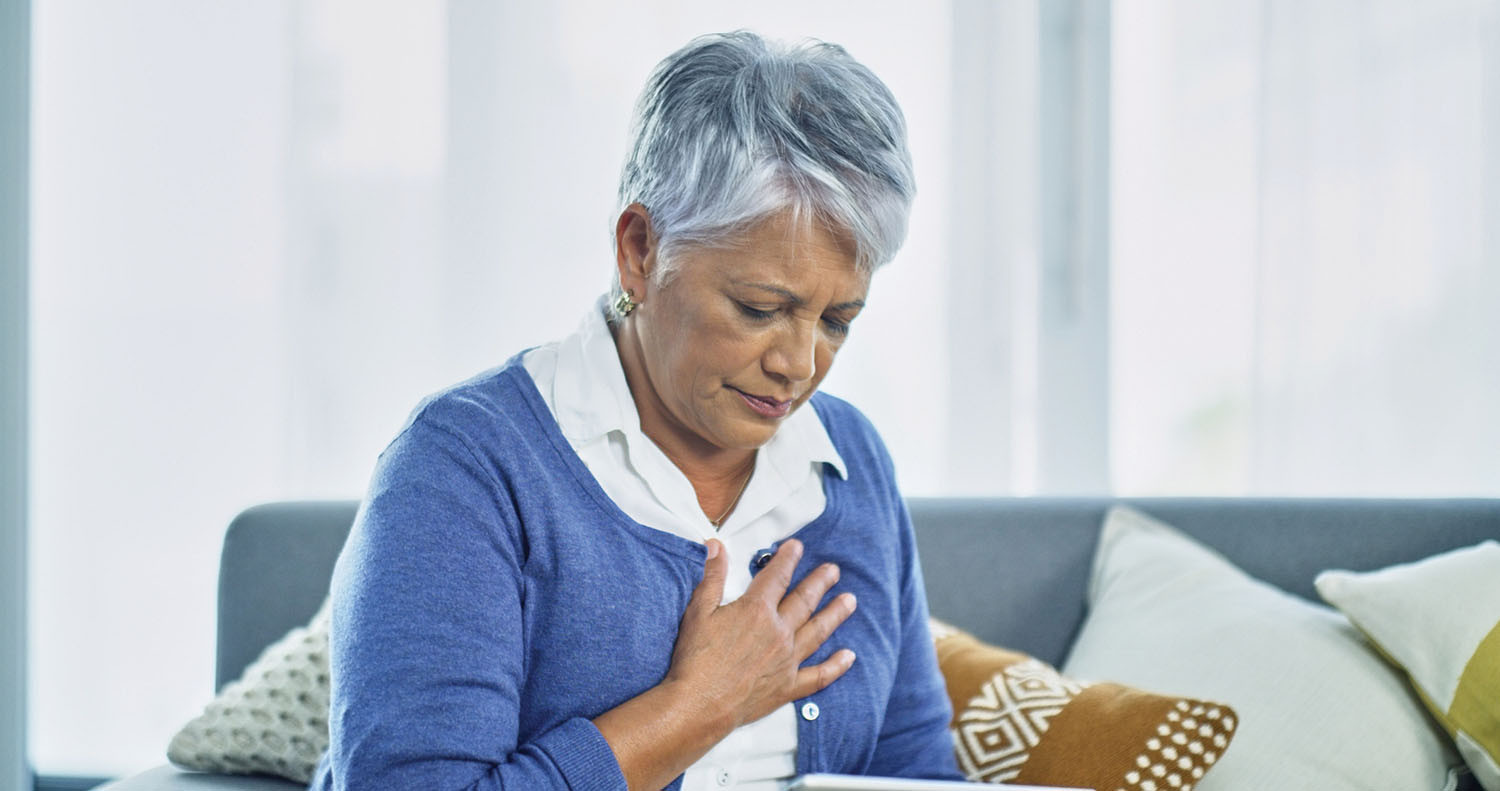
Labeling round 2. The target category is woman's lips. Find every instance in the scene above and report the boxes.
[735,388,792,419]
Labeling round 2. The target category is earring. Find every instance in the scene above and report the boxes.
[613,289,638,317]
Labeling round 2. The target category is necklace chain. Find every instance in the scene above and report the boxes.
[709,460,755,528]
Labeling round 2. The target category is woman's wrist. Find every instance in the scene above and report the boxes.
[593,677,734,790]
[657,675,738,745]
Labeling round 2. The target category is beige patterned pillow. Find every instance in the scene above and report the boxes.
[932,619,1238,791]
[167,598,331,782]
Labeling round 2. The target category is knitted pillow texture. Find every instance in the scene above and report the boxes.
[167,598,331,783]
[931,619,1238,791]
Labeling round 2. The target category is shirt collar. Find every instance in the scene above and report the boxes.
[550,296,637,445]
[551,296,848,479]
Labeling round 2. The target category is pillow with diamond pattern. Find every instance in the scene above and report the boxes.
[167,598,330,783]
[931,618,1238,791]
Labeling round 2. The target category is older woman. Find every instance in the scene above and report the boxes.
[312,31,962,790]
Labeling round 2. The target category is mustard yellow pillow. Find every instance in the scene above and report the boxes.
[931,619,1238,791]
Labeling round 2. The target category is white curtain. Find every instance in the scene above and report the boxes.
[1251,0,1500,493]
[31,0,1500,778]
[31,0,954,775]
[1111,0,1500,495]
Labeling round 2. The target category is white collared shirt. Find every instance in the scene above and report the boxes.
[522,297,847,791]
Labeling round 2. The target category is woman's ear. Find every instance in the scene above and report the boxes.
[614,203,656,302]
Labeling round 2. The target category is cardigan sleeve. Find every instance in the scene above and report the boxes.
[863,472,966,779]
[316,413,627,791]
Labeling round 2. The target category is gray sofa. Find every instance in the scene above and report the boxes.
[100,497,1500,790]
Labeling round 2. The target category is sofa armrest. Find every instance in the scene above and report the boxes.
[95,766,304,791]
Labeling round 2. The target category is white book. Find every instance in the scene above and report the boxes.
[783,773,1092,791]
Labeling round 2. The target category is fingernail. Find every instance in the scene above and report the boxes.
[827,563,840,579]
[843,649,857,664]
[843,592,857,610]
[706,540,720,559]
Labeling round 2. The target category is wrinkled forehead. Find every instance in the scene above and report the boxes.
[716,211,869,295]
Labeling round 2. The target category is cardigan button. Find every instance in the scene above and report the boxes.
[801,701,820,721]
[750,548,776,573]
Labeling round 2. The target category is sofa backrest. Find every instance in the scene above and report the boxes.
[215,497,1500,688]
[216,501,357,691]
[909,497,1500,665]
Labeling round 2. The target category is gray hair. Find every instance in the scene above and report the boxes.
[613,31,915,301]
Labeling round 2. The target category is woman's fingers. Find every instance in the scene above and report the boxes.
[793,591,856,662]
[684,539,729,625]
[668,538,858,728]
[777,559,839,624]
[745,538,803,601]
[792,648,857,700]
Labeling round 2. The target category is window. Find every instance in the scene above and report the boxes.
[1110,0,1500,494]
[30,0,952,775]
[30,0,1500,777]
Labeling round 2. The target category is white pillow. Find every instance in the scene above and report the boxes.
[1062,506,1462,791]
[167,598,331,783]
[1317,541,1500,790]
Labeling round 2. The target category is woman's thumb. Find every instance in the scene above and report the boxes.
[687,539,728,617]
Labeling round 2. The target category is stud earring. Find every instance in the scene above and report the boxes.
[613,289,638,317]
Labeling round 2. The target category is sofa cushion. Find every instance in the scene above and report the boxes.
[1064,506,1464,791]
[167,598,330,784]
[1317,541,1500,790]
[932,619,1237,790]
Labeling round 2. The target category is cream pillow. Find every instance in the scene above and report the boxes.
[1063,506,1463,791]
[168,598,331,783]
[1317,541,1500,790]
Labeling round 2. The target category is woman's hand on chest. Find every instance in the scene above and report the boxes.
[664,537,859,734]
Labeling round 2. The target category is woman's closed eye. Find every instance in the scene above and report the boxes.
[736,302,776,321]
[738,301,853,339]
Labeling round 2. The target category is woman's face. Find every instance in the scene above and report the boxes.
[621,209,871,457]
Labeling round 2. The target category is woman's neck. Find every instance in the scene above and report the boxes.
[612,316,757,516]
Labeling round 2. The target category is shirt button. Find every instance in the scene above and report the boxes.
[801,701,821,721]
[715,767,732,786]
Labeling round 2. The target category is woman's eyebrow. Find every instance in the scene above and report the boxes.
[733,280,866,312]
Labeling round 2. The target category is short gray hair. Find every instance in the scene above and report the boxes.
[614,31,915,293]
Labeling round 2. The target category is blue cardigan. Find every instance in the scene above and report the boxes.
[311,360,961,790]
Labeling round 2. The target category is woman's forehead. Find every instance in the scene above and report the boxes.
[714,248,869,306]
[744,209,856,257]
[708,212,867,291]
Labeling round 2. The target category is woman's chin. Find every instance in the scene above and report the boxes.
[706,419,780,453]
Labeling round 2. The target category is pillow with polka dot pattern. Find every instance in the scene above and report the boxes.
[167,597,330,783]
[931,618,1238,791]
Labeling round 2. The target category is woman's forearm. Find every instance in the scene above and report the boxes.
[593,678,734,791]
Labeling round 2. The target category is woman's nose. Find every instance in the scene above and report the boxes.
[765,320,817,383]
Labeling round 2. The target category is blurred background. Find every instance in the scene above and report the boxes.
[5,0,1500,783]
